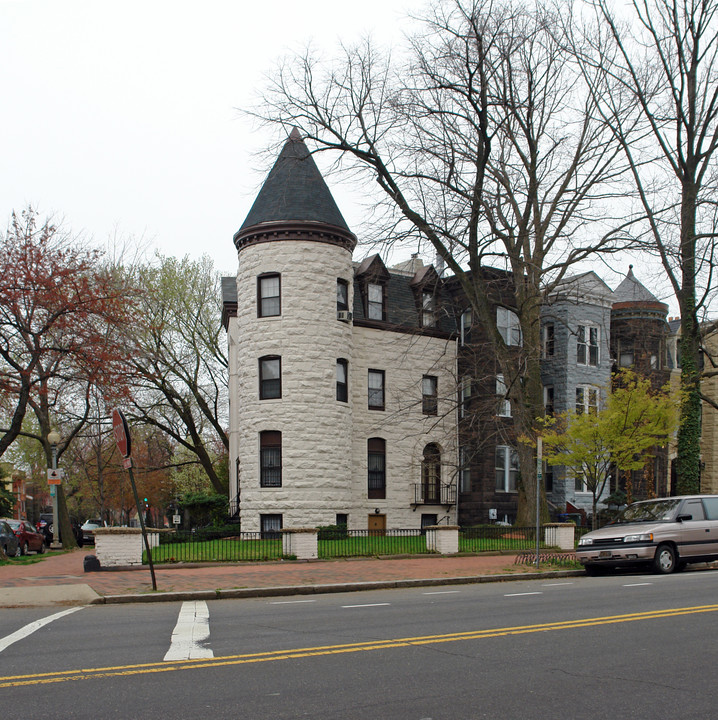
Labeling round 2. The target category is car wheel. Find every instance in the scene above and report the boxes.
[653,543,677,574]
[584,563,609,576]
[21,542,28,556]
[38,541,46,554]
[13,544,21,558]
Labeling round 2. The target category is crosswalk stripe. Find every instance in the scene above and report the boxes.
[0,607,84,654]
[163,600,213,661]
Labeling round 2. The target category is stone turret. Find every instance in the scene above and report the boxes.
[231,130,357,532]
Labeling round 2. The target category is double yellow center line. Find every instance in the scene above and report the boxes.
[3,603,717,688]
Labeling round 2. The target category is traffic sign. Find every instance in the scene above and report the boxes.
[47,468,63,485]
[112,408,132,459]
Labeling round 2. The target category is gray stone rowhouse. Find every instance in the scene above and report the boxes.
[540,272,614,516]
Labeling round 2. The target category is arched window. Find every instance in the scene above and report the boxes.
[422,443,441,503]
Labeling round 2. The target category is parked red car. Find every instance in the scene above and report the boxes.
[5,519,46,555]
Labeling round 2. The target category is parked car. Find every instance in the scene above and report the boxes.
[576,495,718,575]
[36,513,55,544]
[36,513,84,546]
[80,519,107,544]
[0,520,20,557]
[4,519,45,555]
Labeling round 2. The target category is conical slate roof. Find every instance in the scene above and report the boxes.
[613,265,663,305]
[237,128,350,235]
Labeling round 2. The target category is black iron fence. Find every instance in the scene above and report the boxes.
[144,524,576,564]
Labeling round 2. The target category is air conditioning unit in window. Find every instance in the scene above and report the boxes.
[337,310,353,322]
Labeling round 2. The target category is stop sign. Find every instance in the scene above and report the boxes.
[112,408,132,459]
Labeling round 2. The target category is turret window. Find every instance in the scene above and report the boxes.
[259,356,281,399]
[258,274,280,317]
[260,431,282,488]
[337,279,349,311]
[337,359,348,402]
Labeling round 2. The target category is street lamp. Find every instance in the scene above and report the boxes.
[47,430,62,550]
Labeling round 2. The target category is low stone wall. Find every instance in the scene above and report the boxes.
[282,528,318,560]
[425,525,460,554]
[93,527,160,567]
[543,523,575,550]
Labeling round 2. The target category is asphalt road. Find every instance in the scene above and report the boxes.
[2,568,717,719]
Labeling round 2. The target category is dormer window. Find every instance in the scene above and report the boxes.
[367,282,385,320]
[421,290,437,328]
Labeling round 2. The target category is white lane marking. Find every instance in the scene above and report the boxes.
[269,599,317,605]
[504,592,543,597]
[423,590,461,595]
[542,582,574,587]
[623,582,653,587]
[341,603,391,608]
[163,600,213,661]
[0,606,84,654]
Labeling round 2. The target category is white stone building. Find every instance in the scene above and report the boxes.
[223,130,458,534]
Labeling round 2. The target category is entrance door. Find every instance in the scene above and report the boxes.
[368,514,386,536]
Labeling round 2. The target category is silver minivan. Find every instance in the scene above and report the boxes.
[576,495,718,574]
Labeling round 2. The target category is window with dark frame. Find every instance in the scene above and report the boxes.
[422,375,438,415]
[459,376,472,419]
[337,279,349,311]
[459,446,471,492]
[543,323,555,357]
[368,369,385,410]
[336,359,348,402]
[260,513,282,539]
[544,385,555,416]
[367,437,386,499]
[460,309,472,346]
[259,356,281,399]
[259,431,282,488]
[257,274,280,318]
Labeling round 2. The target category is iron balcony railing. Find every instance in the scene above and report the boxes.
[412,483,457,505]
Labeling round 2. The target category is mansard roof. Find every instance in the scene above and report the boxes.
[237,128,351,235]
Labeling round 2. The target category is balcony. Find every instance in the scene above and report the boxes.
[412,483,456,506]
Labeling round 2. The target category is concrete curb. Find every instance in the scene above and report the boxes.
[99,569,585,604]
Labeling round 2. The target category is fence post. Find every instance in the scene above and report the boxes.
[281,528,318,560]
[425,525,460,554]
[543,523,575,550]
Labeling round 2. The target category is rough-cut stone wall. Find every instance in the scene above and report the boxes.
[350,325,457,529]
[235,239,355,532]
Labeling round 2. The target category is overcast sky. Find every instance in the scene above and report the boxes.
[1,0,680,314]
[1,0,411,275]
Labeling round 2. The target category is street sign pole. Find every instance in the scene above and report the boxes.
[112,408,157,591]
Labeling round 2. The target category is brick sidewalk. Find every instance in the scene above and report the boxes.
[0,549,544,597]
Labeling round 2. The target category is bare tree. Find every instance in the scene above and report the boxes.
[250,0,631,522]
[570,0,718,493]
[125,254,229,495]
